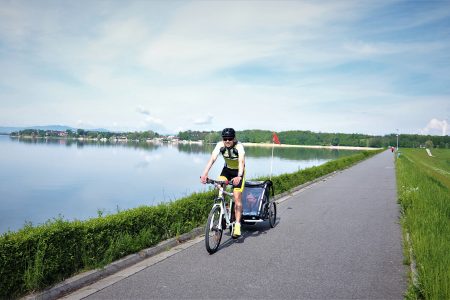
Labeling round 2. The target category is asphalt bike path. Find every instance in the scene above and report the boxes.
[64,150,406,299]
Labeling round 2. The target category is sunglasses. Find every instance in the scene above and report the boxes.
[223,138,234,141]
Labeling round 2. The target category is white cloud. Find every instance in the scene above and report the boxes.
[76,120,97,129]
[136,111,165,133]
[136,106,151,116]
[144,116,163,125]
[343,40,448,58]
[421,118,449,136]
[138,1,372,77]
[193,115,213,126]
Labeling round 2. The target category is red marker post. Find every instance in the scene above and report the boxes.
[270,132,281,180]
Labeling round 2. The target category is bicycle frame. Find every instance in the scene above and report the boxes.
[208,179,235,231]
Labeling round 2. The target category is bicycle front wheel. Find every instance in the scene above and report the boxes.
[205,205,223,254]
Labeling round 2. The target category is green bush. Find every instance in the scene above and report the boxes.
[0,150,380,298]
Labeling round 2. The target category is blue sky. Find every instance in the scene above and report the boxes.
[0,0,449,135]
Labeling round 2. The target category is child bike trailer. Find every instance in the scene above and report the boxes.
[241,180,276,227]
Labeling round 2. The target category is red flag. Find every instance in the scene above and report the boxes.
[272,132,281,144]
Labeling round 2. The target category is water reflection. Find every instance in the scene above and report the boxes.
[11,136,353,160]
[10,136,162,151]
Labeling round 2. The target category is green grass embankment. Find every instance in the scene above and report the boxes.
[396,149,450,299]
[0,149,381,298]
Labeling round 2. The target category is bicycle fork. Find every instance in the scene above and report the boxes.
[220,198,234,231]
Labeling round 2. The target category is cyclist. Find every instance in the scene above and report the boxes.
[200,128,245,238]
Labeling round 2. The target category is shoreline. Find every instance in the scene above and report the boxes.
[242,142,381,151]
[5,135,381,150]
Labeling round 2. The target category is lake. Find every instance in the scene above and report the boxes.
[0,135,358,233]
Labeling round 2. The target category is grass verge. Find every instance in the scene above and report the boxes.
[396,148,450,299]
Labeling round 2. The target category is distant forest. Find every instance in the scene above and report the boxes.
[178,130,450,148]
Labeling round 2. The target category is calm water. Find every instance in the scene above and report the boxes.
[0,135,358,233]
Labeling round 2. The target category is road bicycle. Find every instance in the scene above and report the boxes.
[204,178,276,254]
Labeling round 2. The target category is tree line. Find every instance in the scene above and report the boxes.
[12,128,449,148]
[11,129,160,141]
[178,130,450,148]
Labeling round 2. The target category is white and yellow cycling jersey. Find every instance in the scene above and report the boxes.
[212,141,245,170]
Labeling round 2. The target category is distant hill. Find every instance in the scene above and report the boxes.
[0,125,109,134]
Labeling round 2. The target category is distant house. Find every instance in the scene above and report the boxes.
[147,137,163,144]
[167,135,179,143]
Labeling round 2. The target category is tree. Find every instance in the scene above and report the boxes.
[38,130,46,137]
[331,136,340,146]
[77,129,85,136]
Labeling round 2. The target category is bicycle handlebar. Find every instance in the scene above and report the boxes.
[201,177,235,197]
[204,177,233,186]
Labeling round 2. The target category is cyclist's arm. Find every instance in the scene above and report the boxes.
[201,152,219,178]
[237,143,245,177]
[237,153,245,177]
[201,143,221,182]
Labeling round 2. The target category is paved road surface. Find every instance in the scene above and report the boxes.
[68,150,407,299]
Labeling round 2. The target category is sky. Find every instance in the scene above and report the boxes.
[0,0,449,136]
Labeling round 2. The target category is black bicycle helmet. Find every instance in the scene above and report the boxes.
[221,128,236,138]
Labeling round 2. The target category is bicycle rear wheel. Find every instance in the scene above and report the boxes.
[268,201,277,228]
[205,205,223,254]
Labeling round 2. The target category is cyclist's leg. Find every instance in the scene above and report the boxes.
[218,168,233,223]
[231,173,245,238]
[220,167,243,237]
[234,190,242,223]
[233,174,245,224]
[219,168,232,182]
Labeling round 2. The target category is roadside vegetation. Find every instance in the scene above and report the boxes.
[396,148,450,299]
[0,149,381,298]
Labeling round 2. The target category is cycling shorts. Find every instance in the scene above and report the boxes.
[219,167,245,192]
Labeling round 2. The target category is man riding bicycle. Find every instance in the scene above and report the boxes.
[200,128,245,238]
